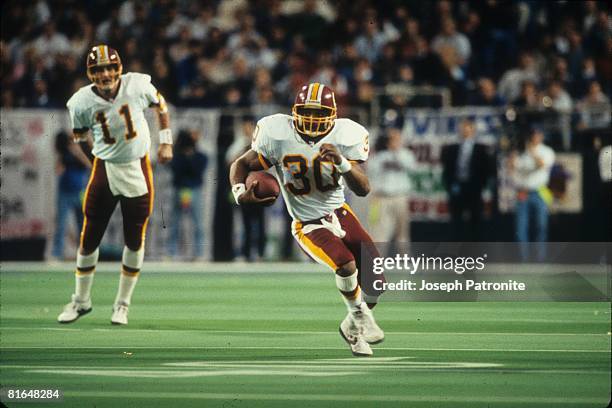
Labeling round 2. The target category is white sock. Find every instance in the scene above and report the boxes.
[115,271,139,306]
[115,246,144,306]
[336,270,362,312]
[75,273,94,303]
[75,249,99,302]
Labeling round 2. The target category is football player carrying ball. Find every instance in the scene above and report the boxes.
[230,83,384,356]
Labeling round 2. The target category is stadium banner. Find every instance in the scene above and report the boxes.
[360,242,611,302]
[0,109,60,240]
[391,107,501,221]
[0,109,219,260]
[498,153,583,213]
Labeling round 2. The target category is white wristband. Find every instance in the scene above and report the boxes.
[335,156,352,173]
[232,183,246,205]
[159,128,173,145]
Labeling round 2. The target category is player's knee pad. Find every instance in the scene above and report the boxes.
[77,248,99,272]
[335,261,357,277]
[122,246,144,271]
[335,268,358,292]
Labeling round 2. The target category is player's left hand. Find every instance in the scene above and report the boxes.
[157,143,173,164]
[319,143,342,165]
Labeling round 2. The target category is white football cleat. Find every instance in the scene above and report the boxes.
[357,303,385,344]
[111,303,129,325]
[57,295,92,323]
[339,311,373,357]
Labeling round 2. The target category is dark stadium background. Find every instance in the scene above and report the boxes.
[1,0,610,259]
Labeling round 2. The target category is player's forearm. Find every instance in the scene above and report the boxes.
[229,155,250,185]
[230,150,264,186]
[73,133,94,163]
[156,92,170,130]
[152,101,173,162]
[343,165,371,197]
[155,92,173,147]
[156,110,173,147]
[68,140,92,168]
[158,111,170,130]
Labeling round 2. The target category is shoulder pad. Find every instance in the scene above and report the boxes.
[123,72,152,84]
[66,85,93,110]
[335,118,369,146]
[121,72,154,98]
[257,114,292,141]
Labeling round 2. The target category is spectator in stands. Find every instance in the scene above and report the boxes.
[164,3,191,40]
[368,127,417,246]
[580,80,610,106]
[51,131,90,261]
[545,80,573,149]
[548,57,573,92]
[468,77,505,106]
[32,22,70,68]
[354,16,388,63]
[168,129,209,261]
[27,77,56,108]
[577,80,611,130]
[575,57,601,97]
[513,80,541,108]
[498,52,540,103]
[584,9,611,58]
[566,30,586,93]
[441,118,494,241]
[508,126,555,257]
[225,116,267,261]
[190,5,217,41]
[95,9,120,43]
[289,0,329,49]
[431,17,471,67]
[545,80,573,112]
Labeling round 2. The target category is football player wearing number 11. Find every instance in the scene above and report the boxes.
[230,83,384,356]
[57,45,173,325]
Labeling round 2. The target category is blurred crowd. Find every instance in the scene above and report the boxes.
[1,0,611,113]
[2,0,610,260]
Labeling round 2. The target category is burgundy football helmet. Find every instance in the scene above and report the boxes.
[292,83,337,137]
[86,45,122,91]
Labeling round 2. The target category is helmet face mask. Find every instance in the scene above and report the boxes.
[292,83,337,138]
[87,45,123,93]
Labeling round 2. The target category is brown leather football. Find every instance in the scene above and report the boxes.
[246,171,280,202]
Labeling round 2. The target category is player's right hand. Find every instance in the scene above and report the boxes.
[237,181,276,206]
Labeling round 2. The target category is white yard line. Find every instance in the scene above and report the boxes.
[0,262,327,274]
[3,365,608,375]
[0,346,609,352]
[1,326,609,337]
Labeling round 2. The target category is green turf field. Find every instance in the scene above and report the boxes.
[1,263,610,407]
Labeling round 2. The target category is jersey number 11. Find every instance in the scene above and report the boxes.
[95,104,137,144]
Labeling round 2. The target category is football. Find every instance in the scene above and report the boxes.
[246,171,280,202]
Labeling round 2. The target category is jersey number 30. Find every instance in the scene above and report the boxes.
[95,105,137,144]
[282,154,340,195]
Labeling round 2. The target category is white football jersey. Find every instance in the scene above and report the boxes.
[66,72,160,163]
[252,114,369,221]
